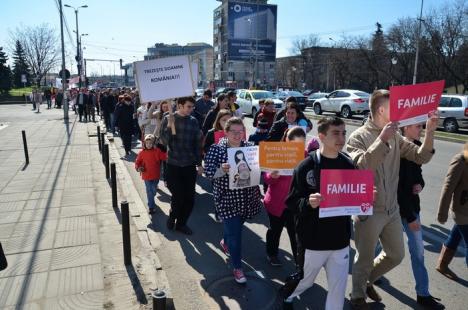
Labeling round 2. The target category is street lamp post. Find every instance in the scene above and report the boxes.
[64,3,88,88]
[58,0,68,120]
[391,57,398,86]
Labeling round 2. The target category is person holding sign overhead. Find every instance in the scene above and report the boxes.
[263,126,306,267]
[160,97,203,235]
[345,89,437,309]
[281,117,355,310]
[204,117,262,284]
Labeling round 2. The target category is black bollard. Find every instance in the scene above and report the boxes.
[101,142,105,164]
[110,163,117,209]
[121,201,132,266]
[97,126,101,152]
[21,130,29,165]
[152,290,167,310]
[100,132,105,156]
[104,144,110,179]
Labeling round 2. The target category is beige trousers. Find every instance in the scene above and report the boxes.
[351,210,405,299]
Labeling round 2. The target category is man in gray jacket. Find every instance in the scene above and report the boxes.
[346,89,437,309]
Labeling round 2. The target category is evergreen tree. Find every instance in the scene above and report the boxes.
[0,47,12,94]
[12,40,30,88]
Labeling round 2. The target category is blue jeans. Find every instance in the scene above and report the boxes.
[445,224,468,266]
[144,180,159,210]
[223,216,244,269]
[402,215,430,296]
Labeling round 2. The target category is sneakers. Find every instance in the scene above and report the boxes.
[220,239,229,256]
[176,225,193,235]
[417,295,445,310]
[267,255,282,266]
[349,297,370,310]
[233,268,247,284]
[366,284,382,302]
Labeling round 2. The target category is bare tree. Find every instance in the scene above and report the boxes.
[10,24,59,86]
[290,34,321,55]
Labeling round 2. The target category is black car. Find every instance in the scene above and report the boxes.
[276,90,307,111]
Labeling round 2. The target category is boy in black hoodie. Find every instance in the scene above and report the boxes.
[281,116,355,310]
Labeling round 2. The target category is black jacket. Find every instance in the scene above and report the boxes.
[398,139,424,223]
[114,102,134,133]
[202,108,219,135]
[286,151,355,251]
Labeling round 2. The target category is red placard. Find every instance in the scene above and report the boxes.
[319,169,374,218]
[389,80,445,127]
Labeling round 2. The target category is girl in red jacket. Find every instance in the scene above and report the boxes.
[135,134,167,214]
[264,126,306,266]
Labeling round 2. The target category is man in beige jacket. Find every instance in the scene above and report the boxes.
[346,89,437,309]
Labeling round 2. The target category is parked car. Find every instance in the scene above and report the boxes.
[438,94,468,133]
[215,87,236,98]
[312,89,370,118]
[303,89,314,96]
[276,90,307,111]
[307,92,329,107]
[236,90,285,115]
[195,88,204,98]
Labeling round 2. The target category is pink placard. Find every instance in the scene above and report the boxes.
[319,169,374,218]
[389,80,444,127]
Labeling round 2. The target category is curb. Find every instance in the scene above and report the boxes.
[305,113,467,144]
[95,123,175,309]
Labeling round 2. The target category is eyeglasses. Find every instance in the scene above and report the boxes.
[228,130,244,136]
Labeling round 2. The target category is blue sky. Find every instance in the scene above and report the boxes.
[0,0,453,75]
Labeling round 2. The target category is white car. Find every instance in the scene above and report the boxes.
[313,89,370,118]
[236,90,285,115]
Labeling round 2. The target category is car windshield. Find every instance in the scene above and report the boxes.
[252,91,274,99]
[354,91,370,97]
[288,91,303,97]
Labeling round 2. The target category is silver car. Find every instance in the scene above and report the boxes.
[313,89,370,118]
[438,95,468,132]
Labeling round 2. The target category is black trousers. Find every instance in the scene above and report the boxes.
[266,209,297,260]
[103,112,111,130]
[78,104,84,120]
[166,163,197,226]
[120,131,132,153]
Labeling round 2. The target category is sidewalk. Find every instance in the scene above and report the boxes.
[0,105,155,309]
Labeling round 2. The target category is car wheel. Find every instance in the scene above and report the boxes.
[443,118,459,133]
[341,105,352,118]
[251,107,257,117]
[313,103,322,115]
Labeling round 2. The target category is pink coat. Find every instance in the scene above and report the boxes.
[263,173,293,217]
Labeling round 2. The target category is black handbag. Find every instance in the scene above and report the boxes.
[0,242,7,271]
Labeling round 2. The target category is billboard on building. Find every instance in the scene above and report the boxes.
[227,1,277,62]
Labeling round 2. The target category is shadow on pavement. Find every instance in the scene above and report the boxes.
[125,264,148,305]
[4,118,77,307]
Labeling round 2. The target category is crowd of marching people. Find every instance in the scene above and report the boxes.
[38,86,467,309]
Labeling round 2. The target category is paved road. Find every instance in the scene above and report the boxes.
[115,112,467,309]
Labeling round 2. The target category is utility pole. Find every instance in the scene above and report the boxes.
[59,0,68,120]
[65,4,88,88]
[412,0,424,85]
